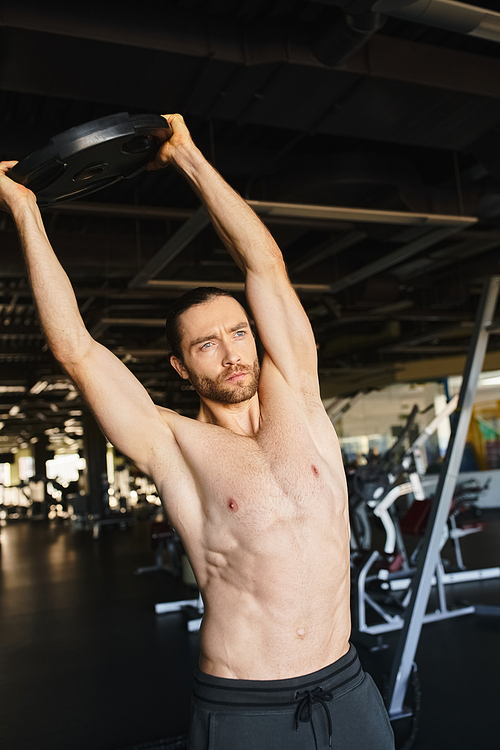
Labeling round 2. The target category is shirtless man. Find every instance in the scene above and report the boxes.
[0,115,394,750]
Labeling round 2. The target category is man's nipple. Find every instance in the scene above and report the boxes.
[228,499,239,512]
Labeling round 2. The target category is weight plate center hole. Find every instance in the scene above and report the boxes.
[121,135,159,155]
[73,163,110,182]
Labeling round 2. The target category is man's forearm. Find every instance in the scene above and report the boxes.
[12,197,90,363]
[173,145,284,275]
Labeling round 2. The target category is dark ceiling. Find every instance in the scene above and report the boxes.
[1,0,500,453]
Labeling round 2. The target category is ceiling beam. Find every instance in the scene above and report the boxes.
[344,33,500,100]
[329,223,476,295]
[128,198,476,290]
[319,348,500,398]
[128,207,211,289]
[320,365,403,398]
[388,345,468,354]
[394,349,500,382]
[317,311,474,328]
[47,200,353,232]
[100,317,166,328]
[49,202,193,222]
[292,230,367,273]
[47,201,354,232]
[113,349,167,358]
[248,201,476,227]
[50,198,476,233]
[379,323,473,352]
[4,5,500,101]
[0,3,319,67]
[145,280,332,294]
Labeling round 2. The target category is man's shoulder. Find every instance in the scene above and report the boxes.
[156,404,192,429]
[258,352,322,403]
[258,353,336,436]
[156,403,209,435]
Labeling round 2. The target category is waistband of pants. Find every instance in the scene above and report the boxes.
[193,644,363,708]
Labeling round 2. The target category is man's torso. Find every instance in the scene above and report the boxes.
[152,358,351,679]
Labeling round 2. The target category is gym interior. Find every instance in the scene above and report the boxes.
[1,2,500,748]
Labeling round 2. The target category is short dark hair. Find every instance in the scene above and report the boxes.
[166,287,238,360]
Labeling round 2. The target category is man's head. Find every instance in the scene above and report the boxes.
[166,287,260,405]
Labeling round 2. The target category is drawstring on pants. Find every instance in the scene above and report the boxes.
[294,686,334,749]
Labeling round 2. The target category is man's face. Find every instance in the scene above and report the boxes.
[171,296,260,404]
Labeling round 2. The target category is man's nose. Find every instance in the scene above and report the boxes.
[223,342,241,365]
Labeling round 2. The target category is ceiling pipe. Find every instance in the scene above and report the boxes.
[145,279,333,294]
[48,202,352,232]
[0,1,380,68]
[309,1,385,66]
[373,0,500,43]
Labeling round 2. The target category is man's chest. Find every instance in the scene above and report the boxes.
[164,409,335,521]
[154,407,346,573]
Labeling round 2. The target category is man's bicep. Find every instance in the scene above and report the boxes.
[63,339,169,474]
[245,267,319,389]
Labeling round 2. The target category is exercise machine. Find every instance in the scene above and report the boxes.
[386,276,500,748]
[351,391,499,646]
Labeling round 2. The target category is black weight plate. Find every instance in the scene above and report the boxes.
[9,112,171,208]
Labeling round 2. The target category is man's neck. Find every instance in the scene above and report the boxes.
[196,392,261,437]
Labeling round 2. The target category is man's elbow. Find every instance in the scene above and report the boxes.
[50,328,94,369]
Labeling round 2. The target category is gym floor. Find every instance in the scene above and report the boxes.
[0,516,499,750]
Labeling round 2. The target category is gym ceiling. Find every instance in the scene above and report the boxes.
[1,0,500,453]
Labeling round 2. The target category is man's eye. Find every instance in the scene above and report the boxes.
[236,331,245,337]
[201,342,212,349]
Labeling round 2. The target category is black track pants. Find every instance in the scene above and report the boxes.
[188,645,395,750]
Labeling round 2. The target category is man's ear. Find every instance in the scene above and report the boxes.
[170,354,190,380]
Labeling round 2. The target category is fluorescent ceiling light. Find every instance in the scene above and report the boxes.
[449,370,500,390]
[30,380,48,395]
[248,200,476,227]
[480,376,500,386]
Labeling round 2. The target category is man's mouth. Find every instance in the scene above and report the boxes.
[225,371,248,382]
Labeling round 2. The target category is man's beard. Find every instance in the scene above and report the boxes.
[186,358,260,404]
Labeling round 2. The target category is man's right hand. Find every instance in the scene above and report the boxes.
[0,161,36,214]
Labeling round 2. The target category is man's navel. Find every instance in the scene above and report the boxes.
[312,465,320,478]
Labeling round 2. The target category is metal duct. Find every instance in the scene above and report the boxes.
[265,153,429,213]
[310,3,385,66]
[373,0,500,43]
[0,0,378,68]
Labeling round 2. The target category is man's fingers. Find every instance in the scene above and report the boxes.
[145,114,182,171]
[146,151,170,172]
[163,113,184,128]
[145,113,189,172]
[0,160,19,175]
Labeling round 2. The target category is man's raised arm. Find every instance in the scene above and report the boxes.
[149,115,319,394]
[0,162,170,476]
